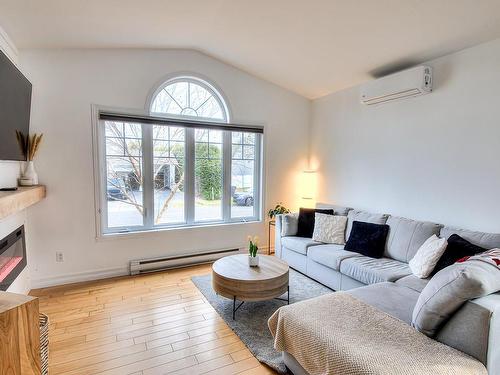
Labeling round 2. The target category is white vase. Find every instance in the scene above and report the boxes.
[23,161,39,185]
[248,255,259,267]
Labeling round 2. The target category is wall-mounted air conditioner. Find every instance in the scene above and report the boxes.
[360,65,432,105]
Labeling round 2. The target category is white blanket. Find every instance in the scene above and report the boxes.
[268,293,486,375]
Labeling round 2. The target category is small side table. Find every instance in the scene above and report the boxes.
[268,220,276,255]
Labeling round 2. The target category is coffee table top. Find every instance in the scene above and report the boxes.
[212,254,289,282]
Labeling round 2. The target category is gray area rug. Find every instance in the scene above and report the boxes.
[191,269,332,373]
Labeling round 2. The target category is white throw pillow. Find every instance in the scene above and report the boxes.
[409,235,448,278]
[312,213,347,245]
[281,213,299,237]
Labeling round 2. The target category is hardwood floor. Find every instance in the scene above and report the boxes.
[30,264,277,375]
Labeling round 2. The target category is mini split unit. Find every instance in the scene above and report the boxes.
[360,65,433,105]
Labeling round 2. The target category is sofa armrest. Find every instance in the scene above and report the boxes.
[274,213,299,258]
[474,293,500,374]
[436,292,500,373]
[274,214,284,258]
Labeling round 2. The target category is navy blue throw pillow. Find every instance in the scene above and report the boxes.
[296,208,334,238]
[431,234,487,275]
[345,221,389,258]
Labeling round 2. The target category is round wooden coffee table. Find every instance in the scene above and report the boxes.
[212,254,289,319]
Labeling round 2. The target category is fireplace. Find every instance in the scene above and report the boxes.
[0,225,27,291]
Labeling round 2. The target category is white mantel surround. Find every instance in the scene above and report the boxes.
[0,25,31,294]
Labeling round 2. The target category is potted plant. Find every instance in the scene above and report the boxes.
[247,235,259,267]
[267,202,291,220]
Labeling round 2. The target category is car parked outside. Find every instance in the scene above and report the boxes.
[232,187,254,206]
[107,178,126,200]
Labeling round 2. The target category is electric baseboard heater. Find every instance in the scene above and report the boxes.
[130,248,240,275]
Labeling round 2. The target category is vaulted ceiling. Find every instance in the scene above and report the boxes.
[1,0,500,98]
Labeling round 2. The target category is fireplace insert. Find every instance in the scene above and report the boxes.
[0,225,27,291]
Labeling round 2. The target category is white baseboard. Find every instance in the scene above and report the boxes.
[31,266,129,289]
[31,249,275,289]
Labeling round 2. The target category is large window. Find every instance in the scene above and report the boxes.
[95,76,263,235]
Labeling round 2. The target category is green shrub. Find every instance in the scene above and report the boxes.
[195,144,222,200]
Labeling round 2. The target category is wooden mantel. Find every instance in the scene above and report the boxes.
[0,186,46,220]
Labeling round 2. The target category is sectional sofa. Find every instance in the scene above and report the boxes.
[274,203,500,374]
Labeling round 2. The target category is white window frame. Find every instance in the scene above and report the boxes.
[150,76,230,122]
[92,106,263,238]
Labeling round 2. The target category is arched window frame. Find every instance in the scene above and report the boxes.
[148,75,231,123]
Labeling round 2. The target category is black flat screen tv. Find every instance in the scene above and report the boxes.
[0,50,32,161]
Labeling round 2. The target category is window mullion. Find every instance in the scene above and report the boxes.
[222,131,232,221]
[254,134,262,220]
[185,128,195,224]
[98,120,109,233]
[142,124,154,229]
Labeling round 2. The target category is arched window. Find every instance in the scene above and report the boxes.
[96,75,262,236]
[150,77,228,122]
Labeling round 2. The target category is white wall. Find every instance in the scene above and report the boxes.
[310,38,500,233]
[20,36,500,289]
[0,25,31,294]
[20,49,310,288]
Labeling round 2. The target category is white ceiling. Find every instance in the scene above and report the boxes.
[1,0,500,99]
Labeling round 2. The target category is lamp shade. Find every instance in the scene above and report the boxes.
[301,170,317,200]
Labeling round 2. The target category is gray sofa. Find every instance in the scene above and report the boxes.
[275,203,500,375]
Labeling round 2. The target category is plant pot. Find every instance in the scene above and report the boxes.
[248,255,259,267]
[23,161,38,185]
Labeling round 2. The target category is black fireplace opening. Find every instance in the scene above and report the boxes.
[0,225,27,291]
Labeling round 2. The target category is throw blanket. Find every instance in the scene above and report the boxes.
[268,293,486,375]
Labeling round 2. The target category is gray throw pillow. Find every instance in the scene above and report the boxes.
[412,253,500,336]
[281,213,298,237]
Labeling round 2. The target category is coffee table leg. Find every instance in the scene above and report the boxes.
[274,286,290,304]
[233,296,236,320]
[232,296,245,320]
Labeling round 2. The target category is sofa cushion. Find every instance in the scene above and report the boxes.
[440,226,500,249]
[281,236,322,255]
[297,208,334,238]
[281,213,299,237]
[432,234,486,275]
[385,216,442,262]
[340,256,411,285]
[312,213,347,245]
[395,275,430,293]
[308,244,361,271]
[346,210,389,240]
[344,221,389,258]
[412,256,500,337]
[409,234,448,278]
[315,202,352,216]
[348,282,420,324]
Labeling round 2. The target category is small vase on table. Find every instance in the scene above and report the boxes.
[248,235,259,267]
[16,132,43,186]
[23,161,39,185]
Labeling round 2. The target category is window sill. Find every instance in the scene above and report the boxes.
[96,219,263,241]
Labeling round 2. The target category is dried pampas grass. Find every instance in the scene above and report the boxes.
[16,131,43,161]
[16,130,28,159]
